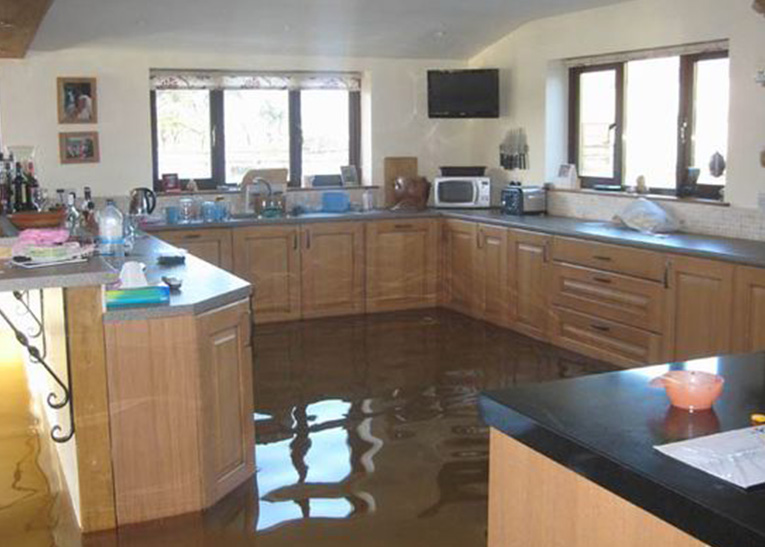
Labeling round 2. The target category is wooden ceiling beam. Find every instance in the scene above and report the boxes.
[0,0,53,59]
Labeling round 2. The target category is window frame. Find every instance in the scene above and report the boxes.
[151,87,362,190]
[568,50,729,198]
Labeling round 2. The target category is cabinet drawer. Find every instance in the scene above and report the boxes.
[552,237,665,281]
[551,306,663,367]
[551,263,665,333]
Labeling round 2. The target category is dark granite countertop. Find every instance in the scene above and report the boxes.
[144,208,765,269]
[102,234,251,322]
[480,354,765,547]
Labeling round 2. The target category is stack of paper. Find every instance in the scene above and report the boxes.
[656,426,765,490]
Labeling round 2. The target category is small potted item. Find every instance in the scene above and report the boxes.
[650,370,724,412]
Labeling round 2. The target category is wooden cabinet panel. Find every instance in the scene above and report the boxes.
[442,219,478,317]
[233,225,301,324]
[733,266,765,353]
[551,306,663,367]
[553,237,666,282]
[477,224,509,327]
[551,263,665,333]
[301,222,365,319]
[665,255,734,361]
[366,219,439,312]
[154,228,233,271]
[509,230,551,340]
[196,300,254,506]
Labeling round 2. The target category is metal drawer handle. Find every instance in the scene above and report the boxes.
[591,324,611,333]
[592,277,612,284]
[394,224,414,230]
[183,234,202,240]
[592,255,612,262]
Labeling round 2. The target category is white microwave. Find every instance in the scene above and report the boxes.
[434,177,491,208]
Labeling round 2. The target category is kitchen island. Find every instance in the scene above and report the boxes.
[0,230,253,532]
[480,354,765,547]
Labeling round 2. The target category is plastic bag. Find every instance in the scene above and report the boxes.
[613,198,681,234]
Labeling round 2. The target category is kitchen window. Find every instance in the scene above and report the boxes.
[150,70,362,189]
[569,48,730,199]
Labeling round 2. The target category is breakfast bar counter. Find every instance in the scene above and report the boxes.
[480,354,765,547]
[0,229,254,533]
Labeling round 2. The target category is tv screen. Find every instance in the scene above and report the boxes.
[428,69,499,119]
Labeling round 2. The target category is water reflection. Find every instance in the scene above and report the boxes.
[249,309,617,544]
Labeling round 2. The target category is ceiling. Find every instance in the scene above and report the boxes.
[30,0,629,60]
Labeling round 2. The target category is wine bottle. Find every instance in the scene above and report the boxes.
[12,162,24,212]
[24,162,39,211]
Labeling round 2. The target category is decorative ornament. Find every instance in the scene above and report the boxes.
[709,152,727,178]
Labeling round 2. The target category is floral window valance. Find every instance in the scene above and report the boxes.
[150,69,362,92]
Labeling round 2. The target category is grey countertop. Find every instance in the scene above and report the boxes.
[102,235,251,322]
[0,256,119,293]
[144,208,765,269]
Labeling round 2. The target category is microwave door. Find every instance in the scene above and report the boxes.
[438,180,475,206]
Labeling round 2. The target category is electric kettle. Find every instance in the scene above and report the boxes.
[128,187,157,216]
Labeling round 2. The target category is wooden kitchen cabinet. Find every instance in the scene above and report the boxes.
[664,255,734,361]
[508,230,551,340]
[300,221,365,319]
[196,300,254,506]
[153,228,233,271]
[366,219,439,312]
[476,224,510,327]
[733,266,765,353]
[441,219,478,317]
[233,225,301,324]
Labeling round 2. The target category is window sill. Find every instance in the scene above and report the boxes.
[549,187,730,207]
[156,185,380,197]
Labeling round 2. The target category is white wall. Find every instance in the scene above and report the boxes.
[0,48,470,197]
[469,0,765,209]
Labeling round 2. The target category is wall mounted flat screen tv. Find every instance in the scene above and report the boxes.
[428,69,499,119]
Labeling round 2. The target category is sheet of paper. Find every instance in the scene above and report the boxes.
[655,426,765,490]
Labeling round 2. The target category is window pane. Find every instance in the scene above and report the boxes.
[156,90,211,180]
[624,57,680,190]
[301,90,350,178]
[578,70,617,178]
[693,58,729,186]
[224,90,290,184]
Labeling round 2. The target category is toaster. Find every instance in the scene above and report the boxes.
[501,185,547,215]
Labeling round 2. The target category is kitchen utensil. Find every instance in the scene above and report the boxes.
[650,370,725,411]
[322,191,351,213]
[179,198,195,223]
[201,201,217,222]
[128,187,157,216]
[164,206,180,225]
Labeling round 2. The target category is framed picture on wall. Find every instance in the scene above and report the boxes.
[59,132,100,164]
[57,77,98,124]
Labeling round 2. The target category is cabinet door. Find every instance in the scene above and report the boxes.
[196,300,254,506]
[477,224,509,327]
[441,219,478,316]
[509,230,551,340]
[665,255,734,361]
[733,266,765,353]
[233,226,301,324]
[366,219,439,313]
[300,222,365,319]
[153,229,233,271]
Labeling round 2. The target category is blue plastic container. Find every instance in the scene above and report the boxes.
[321,191,351,213]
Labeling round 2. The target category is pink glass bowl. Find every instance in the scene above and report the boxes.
[650,370,725,411]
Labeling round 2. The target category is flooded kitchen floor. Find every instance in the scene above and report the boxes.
[1,309,617,547]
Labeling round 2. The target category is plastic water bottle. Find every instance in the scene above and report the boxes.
[98,199,125,257]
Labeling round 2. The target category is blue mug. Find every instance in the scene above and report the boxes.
[201,201,217,223]
[164,206,180,225]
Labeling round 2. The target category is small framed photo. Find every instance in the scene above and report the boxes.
[57,77,98,124]
[59,132,100,164]
[340,165,360,186]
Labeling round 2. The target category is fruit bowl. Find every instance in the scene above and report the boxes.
[8,210,66,230]
[650,370,724,411]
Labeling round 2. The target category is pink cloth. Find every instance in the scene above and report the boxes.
[16,228,70,246]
